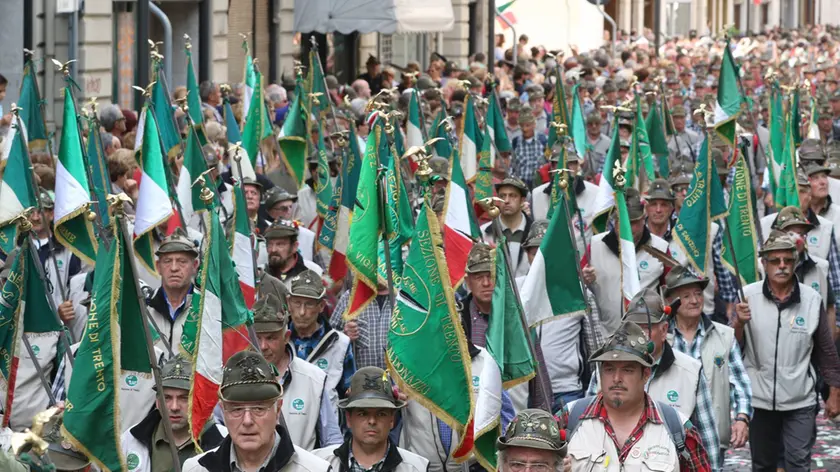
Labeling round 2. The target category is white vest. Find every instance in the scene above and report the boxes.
[802,256,830,307]
[568,402,682,472]
[669,321,735,447]
[2,332,59,431]
[296,185,318,230]
[590,232,669,334]
[299,226,317,262]
[304,329,351,416]
[63,343,163,433]
[820,203,840,249]
[121,422,228,472]
[183,444,331,472]
[400,350,489,472]
[313,444,429,472]
[760,213,835,261]
[829,178,840,206]
[41,245,74,312]
[283,354,329,450]
[647,349,702,419]
[742,281,822,411]
[531,180,598,258]
[480,220,530,279]
[146,303,188,360]
[669,222,719,316]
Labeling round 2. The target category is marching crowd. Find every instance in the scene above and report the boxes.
[6,22,840,472]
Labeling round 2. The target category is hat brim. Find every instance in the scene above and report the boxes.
[289,290,326,300]
[465,264,493,274]
[646,193,675,202]
[48,445,91,470]
[665,278,710,296]
[494,183,528,196]
[220,383,283,403]
[158,378,192,391]
[590,348,653,367]
[338,397,405,410]
[496,436,567,453]
[253,321,286,333]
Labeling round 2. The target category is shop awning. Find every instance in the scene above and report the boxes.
[294,0,454,34]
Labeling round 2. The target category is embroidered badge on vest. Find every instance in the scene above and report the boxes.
[714,354,724,368]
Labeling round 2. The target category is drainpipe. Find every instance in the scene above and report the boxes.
[149,2,173,84]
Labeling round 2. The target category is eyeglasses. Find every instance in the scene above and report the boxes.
[289,299,320,310]
[506,460,552,472]
[765,257,796,266]
[224,403,275,419]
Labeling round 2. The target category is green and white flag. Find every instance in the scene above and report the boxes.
[241,70,273,170]
[634,95,655,181]
[406,89,426,151]
[314,121,334,220]
[0,121,38,256]
[521,195,588,326]
[460,96,482,182]
[63,214,148,472]
[242,40,257,119]
[176,123,211,231]
[721,153,760,285]
[486,90,511,163]
[672,137,728,275]
[714,42,744,147]
[185,43,206,142]
[807,96,821,140]
[475,119,494,202]
[134,107,174,274]
[591,120,622,234]
[474,241,537,468]
[430,109,453,159]
[54,87,97,265]
[152,64,182,158]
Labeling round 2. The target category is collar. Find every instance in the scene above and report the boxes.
[815,195,834,216]
[334,438,403,472]
[805,208,821,226]
[652,342,676,378]
[501,212,528,233]
[231,431,282,472]
[291,317,328,342]
[762,277,801,310]
[669,314,712,340]
[199,425,296,472]
[280,343,298,388]
[457,294,482,359]
[602,226,649,256]
[148,285,194,318]
[581,392,664,426]
[278,254,307,280]
[162,286,193,316]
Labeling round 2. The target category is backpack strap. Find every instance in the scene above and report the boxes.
[564,396,597,439]
[566,397,688,459]
[655,401,688,459]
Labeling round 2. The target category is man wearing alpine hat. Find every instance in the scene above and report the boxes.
[734,232,840,470]
[496,409,567,472]
[313,367,428,472]
[564,321,712,471]
[183,351,332,472]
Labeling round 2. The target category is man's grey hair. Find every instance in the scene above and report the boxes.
[99,104,122,132]
[100,131,115,150]
[199,80,217,102]
[266,84,287,104]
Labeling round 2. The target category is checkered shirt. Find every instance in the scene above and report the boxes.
[511,135,547,188]
[669,316,753,420]
[330,291,391,370]
[711,229,739,304]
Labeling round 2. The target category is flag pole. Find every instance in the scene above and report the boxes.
[113,195,183,472]
[22,333,58,406]
[377,118,400,313]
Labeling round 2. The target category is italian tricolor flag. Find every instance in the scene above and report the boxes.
[182,201,252,444]
[714,41,744,147]
[406,90,425,172]
[134,106,176,274]
[460,96,481,182]
[444,149,481,287]
[230,182,256,307]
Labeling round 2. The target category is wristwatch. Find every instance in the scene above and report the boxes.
[735,415,750,426]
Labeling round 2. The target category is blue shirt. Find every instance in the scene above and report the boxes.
[291,318,357,397]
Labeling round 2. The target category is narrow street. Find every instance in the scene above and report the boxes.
[724,412,840,471]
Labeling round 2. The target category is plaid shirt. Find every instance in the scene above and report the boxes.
[331,292,391,370]
[510,134,547,187]
[586,346,721,470]
[711,229,738,304]
[669,316,753,419]
[349,442,389,472]
[563,393,712,472]
[291,317,357,398]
